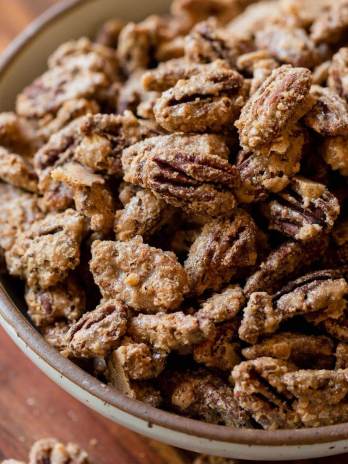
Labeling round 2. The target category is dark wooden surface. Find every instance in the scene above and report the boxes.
[0,2,347,463]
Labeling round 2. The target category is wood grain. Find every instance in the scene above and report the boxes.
[0,2,347,463]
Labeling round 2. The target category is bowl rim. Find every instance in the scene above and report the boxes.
[1,0,348,448]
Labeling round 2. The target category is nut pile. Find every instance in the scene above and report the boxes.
[1,0,348,431]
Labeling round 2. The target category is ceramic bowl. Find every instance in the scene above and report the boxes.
[0,0,348,460]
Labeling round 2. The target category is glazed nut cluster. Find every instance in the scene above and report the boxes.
[2,0,348,432]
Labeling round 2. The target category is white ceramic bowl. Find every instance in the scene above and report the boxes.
[1,0,348,460]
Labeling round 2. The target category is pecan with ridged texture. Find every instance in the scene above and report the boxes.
[304,85,348,136]
[242,332,335,369]
[321,136,348,177]
[66,300,128,358]
[232,357,300,430]
[244,236,329,296]
[282,369,348,427]
[261,176,340,241]
[5,209,86,289]
[239,270,348,344]
[235,65,312,152]
[154,60,246,133]
[90,236,189,312]
[163,368,252,427]
[196,284,245,323]
[279,0,332,28]
[236,124,305,203]
[311,0,348,45]
[185,210,257,295]
[25,277,86,328]
[122,133,239,217]
[237,50,278,94]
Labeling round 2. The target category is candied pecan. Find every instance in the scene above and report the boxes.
[115,188,175,241]
[0,184,43,253]
[312,60,330,85]
[244,236,329,296]
[235,65,312,152]
[232,357,300,430]
[154,60,246,133]
[255,25,328,68]
[51,162,115,233]
[0,147,38,192]
[239,270,348,344]
[237,50,278,94]
[142,58,203,92]
[336,343,348,369]
[282,369,348,427]
[185,211,257,295]
[242,332,335,369]
[5,209,86,289]
[96,18,125,48]
[74,112,159,177]
[25,277,85,328]
[122,133,239,217]
[117,70,158,117]
[28,438,91,464]
[107,350,162,407]
[66,300,128,358]
[311,0,348,45]
[171,0,245,26]
[41,322,71,356]
[321,136,348,177]
[110,338,166,380]
[17,39,117,120]
[163,369,251,427]
[194,321,241,370]
[328,47,348,100]
[261,176,340,241]
[304,86,348,136]
[117,22,154,74]
[322,307,348,342]
[236,125,305,203]
[279,0,332,28]
[196,285,245,323]
[90,236,189,312]
[0,111,40,156]
[156,35,186,62]
[185,18,252,67]
[129,311,212,353]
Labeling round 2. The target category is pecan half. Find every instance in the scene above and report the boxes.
[237,50,278,94]
[66,300,128,358]
[261,176,340,241]
[163,369,252,427]
[90,236,189,312]
[122,133,239,217]
[196,284,245,323]
[235,65,312,152]
[311,0,348,45]
[244,236,329,296]
[232,357,300,430]
[328,47,348,101]
[154,60,246,133]
[242,332,335,369]
[239,270,348,344]
[184,210,257,295]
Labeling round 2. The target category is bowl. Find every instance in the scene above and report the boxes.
[1,0,348,460]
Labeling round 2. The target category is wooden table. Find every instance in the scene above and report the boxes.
[0,2,347,463]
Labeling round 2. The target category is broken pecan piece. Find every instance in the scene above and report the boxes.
[196,284,245,323]
[232,357,300,430]
[129,311,212,353]
[90,236,189,312]
[154,60,245,133]
[67,300,128,358]
[261,176,340,241]
[184,210,257,295]
[304,85,348,136]
[242,332,335,369]
[122,133,239,217]
[235,65,312,152]
[163,369,251,427]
